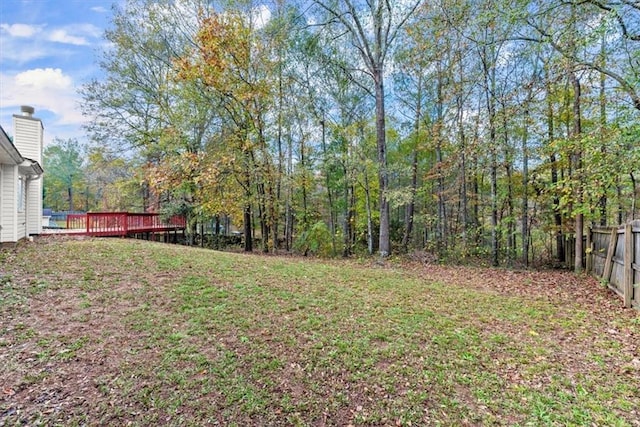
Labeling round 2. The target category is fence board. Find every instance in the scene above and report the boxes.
[589,222,638,310]
[624,223,633,307]
[603,228,618,283]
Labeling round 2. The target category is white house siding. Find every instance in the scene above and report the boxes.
[0,164,18,243]
[13,115,43,161]
[17,178,26,241]
[13,113,43,237]
[26,177,42,235]
[16,177,28,240]
[0,166,2,240]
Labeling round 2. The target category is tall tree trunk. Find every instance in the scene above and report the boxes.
[502,110,515,266]
[617,181,624,225]
[631,173,637,220]
[375,68,390,257]
[547,77,564,263]
[402,148,418,251]
[363,170,374,255]
[68,183,74,212]
[483,47,499,267]
[458,94,469,252]
[402,74,422,251]
[320,119,337,256]
[343,165,353,257]
[522,106,530,267]
[285,132,293,251]
[598,38,607,226]
[243,202,252,252]
[256,180,269,253]
[435,71,446,254]
[472,110,482,246]
[571,69,583,273]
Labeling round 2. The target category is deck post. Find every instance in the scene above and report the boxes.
[122,213,128,236]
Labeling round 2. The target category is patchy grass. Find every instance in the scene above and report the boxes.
[1,237,639,426]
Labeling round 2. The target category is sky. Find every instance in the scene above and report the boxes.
[0,0,116,146]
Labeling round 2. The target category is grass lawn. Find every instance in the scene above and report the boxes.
[1,237,639,426]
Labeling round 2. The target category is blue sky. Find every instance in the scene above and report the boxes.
[0,0,115,146]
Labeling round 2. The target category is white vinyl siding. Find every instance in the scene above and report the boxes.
[13,117,42,161]
[16,170,27,241]
[0,166,2,239]
[17,176,25,212]
[26,177,42,235]
[1,112,43,243]
[12,113,44,239]
[0,164,17,243]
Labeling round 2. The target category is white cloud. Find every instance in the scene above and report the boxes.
[0,41,54,64]
[48,29,89,46]
[47,24,101,46]
[0,23,42,37]
[252,5,271,30]
[1,22,102,50]
[68,23,102,39]
[91,6,108,13]
[14,68,73,90]
[1,68,86,145]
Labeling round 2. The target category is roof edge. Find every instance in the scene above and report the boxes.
[0,124,24,164]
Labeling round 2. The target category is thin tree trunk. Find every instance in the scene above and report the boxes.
[483,48,499,267]
[68,184,74,212]
[631,173,637,220]
[522,106,530,267]
[402,148,418,251]
[243,202,252,252]
[502,110,515,266]
[599,37,607,226]
[363,170,374,255]
[435,72,447,254]
[320,119,336,256]
[285,132,293,251]
[458,99,468,251]
[343,165,352,257]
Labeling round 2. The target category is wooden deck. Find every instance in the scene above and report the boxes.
[42,212,186,237]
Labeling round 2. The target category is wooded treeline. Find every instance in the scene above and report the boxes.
[66,0,639,267]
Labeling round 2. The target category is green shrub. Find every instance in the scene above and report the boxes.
[293,221,333,256]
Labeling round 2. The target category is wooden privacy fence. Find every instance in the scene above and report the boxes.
[589,221,640,309]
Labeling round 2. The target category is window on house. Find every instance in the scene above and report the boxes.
[17,176,25,212]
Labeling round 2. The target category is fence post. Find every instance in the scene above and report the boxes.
[603,228,617,283]
[624,222,633,308]
[586,227,593,274]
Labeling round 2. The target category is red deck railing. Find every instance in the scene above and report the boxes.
[66,212,186,237]
[67,214,87,230]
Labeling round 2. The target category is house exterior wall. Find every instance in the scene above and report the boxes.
[25,176,42,235]
[17,173,27,241]
[0,164,18,243]
[13,112,43,236]
[13,115,43,161]
[0,166,2,239]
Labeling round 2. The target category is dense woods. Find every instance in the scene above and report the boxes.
[52,0,639,266]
